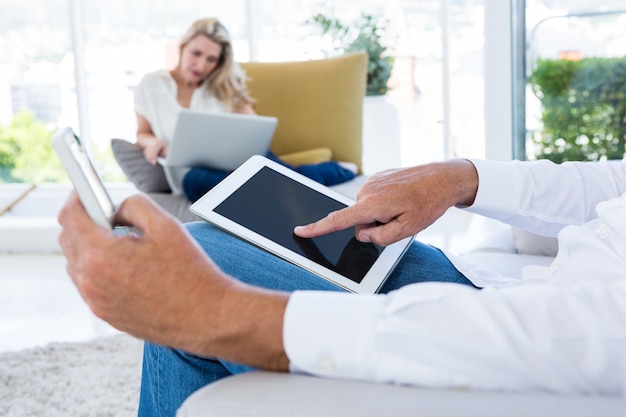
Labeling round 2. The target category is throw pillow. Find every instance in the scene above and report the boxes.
[278,147,333,166]
[111,138,171,193]
[240,53,366,170]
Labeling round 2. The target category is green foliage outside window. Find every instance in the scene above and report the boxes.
[0,110,65,183]
[309,13,394,96]
[0,110,126,184]
[529,57,626,163]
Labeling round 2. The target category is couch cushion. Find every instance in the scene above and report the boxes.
[278,147,332,166]
[329,175,368,201]
[511,227,559,257]
[240,53,367,170]
[177,370,625,417]
[111,138,171,193]
[146,192,199,223]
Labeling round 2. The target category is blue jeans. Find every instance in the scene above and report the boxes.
[182,151,357,202]
[138,222,474,417]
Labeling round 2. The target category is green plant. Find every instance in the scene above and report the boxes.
[310,13,394,96]
[0,110,65,183]
[529,57,626,163]
[0,110,127,184]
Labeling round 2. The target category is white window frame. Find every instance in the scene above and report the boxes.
[484,0,522,162]
[69,0,91,153]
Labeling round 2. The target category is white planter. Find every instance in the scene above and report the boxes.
[362,95,401,175]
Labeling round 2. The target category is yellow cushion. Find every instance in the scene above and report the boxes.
[240,53,367,171]
[278,147,333,166]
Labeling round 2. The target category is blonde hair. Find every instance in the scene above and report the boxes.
[179,18,254,109]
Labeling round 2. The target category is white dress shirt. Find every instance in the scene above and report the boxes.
[284,158,626,395]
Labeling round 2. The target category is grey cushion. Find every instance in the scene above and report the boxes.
[147,192,199,223]
[111,138,171,193]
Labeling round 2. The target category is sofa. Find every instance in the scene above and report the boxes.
[176,369,623,417]
[112,53,368,222]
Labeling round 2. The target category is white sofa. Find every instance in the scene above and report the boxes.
[174,176,623,417]
[177,370,624,417]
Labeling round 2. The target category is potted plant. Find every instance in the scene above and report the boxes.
[529,56,626,162]
[309,12,400,174]
[309,13,394,96]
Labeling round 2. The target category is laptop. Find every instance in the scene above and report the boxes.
[158,110,278,172]
[158,109,278,194]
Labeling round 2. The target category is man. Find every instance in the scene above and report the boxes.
[58,157,626,416]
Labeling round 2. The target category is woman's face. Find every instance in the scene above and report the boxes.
[179,34,223,85]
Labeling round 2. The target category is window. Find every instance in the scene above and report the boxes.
[521,0,626,162]
[251,0,488,168]
[0,0,71,183]
[0,0,490,186]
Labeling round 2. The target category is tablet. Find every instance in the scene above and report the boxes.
[190,155,414,293]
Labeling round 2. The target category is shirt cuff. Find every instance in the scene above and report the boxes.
[283,290,385,379]
[466,158,524,217]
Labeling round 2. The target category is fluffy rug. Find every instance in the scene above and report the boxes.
[0,333,143,417]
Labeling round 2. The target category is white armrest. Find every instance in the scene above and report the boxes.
[177,371,623,417]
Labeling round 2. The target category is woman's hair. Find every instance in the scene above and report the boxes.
[178,17,254,109]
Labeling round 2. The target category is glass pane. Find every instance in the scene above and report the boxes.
[0,0,71,184]
[255,0,486,173]
[398,0,486,166]
[81,0,247,181]
[526,1,626,162]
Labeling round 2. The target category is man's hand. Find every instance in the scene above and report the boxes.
[295,159,479,246]
[58,192,289,370]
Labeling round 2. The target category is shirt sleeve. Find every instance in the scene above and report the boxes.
[467,158,626,237]
[283,158,626,395]
[284,280,626,395]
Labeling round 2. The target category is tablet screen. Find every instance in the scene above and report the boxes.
[214,166,382,283]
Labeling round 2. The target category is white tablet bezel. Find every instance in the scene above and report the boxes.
[52,127,128,236]
[190,155,414,293]
[52,127,116,230]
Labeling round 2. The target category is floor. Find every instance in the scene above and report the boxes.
[0,184,132,353]
[0,255,120,353]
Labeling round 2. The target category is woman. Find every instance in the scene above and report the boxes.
[134,17,357,202]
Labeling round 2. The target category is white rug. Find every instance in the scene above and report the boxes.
[0,333,143,417]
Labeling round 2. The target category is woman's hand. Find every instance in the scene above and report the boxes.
[136,113,167,165]
[142,138,167,165]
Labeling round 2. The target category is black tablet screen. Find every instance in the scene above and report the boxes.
[214,167,382,283]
